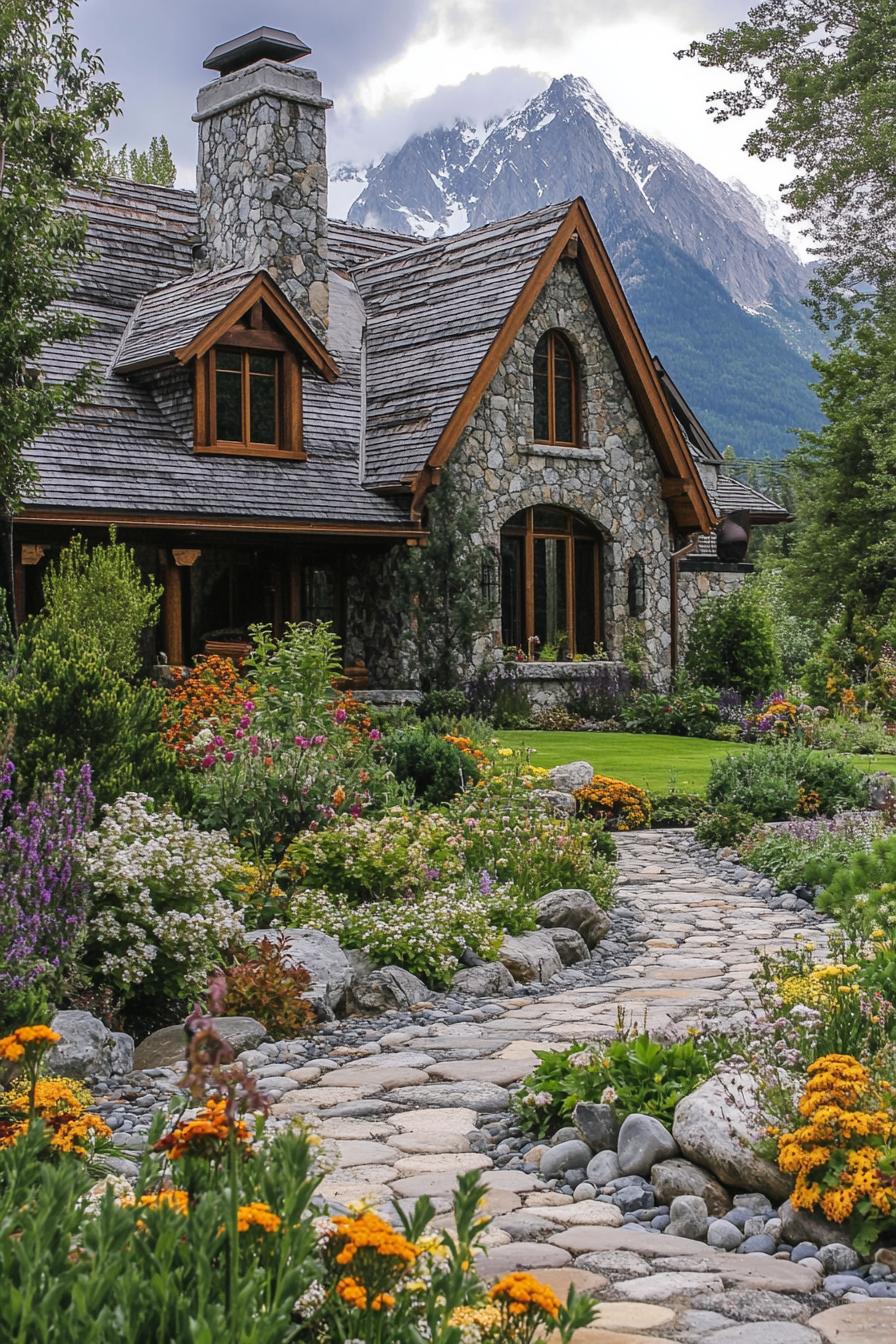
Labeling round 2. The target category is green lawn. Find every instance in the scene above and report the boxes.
[494,730,895,795]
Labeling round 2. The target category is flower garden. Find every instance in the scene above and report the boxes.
[2,536,896,1338]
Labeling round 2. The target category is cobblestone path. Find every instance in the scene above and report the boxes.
[264,833,896,1341]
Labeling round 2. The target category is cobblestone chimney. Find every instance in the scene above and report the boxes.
[194,27,331,334]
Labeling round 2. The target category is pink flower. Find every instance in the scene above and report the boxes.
[239,716,250,730]
[224,750,234,764]
[334,707,348,724]
[200,753,217,769]
[368,728,382,741]
[294,735,309,749]
[312,734,327,747]
[243,701,255,712]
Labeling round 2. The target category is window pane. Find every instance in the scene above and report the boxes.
[302,563,337,627]
[533,334,550,440]
[250,366,277,444]
[533,537,567,651]
[216,349,241,371]
[554,367,574,442]
[216,365,243,442]
[532,506,570,532]
[575,539,598,654]
[249,353,276,376]
[500,535,524,648]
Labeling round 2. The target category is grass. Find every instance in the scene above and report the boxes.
[494,730,896,795]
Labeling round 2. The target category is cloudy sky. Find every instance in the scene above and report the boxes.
[77,0,787,203]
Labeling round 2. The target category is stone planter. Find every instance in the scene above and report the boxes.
[498,660,629,711]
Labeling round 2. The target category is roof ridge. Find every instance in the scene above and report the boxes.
[348,199,576,275]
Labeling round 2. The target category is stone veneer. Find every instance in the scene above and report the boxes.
[449,258,675,685]
[195,59,331,336]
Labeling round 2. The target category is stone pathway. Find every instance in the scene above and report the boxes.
[101,831,896,1341]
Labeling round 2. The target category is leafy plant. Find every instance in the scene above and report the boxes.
[694,804,758,850]
[389,727,477,805]
[705,742,868,822]
[685,584,781,698]
[40,532,161,678]
[417,687,468,722]
[242,621,341,741]
[740,813,888,892]
[514,1027,721,1136]
[817,832,896,938]
[621,682,720,738]
[650,789,706,828]
[217,935,313,1040]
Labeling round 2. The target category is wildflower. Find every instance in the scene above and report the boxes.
[235,1201,281,1234]
[489,1271,562,1319]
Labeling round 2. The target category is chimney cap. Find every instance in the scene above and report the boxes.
[203,26,311,76]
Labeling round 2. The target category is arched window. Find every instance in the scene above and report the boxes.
[500,507,601,657]
[534,330,578,446]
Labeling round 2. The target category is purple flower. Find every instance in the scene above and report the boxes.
[333,707,348,724]
[294,735,309,749]
[200,753,217,769]
[479,869,493,896]
[213,735,224,748]
[312,734,327,747]
[368,728,382,741]
[243,701,255,713]
[224,750,235,764]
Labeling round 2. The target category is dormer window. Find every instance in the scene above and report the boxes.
[214,349,279,448]
[193,298,306,460]
[534,330,579,446]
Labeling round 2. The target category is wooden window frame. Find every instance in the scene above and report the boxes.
[193,302,305,460]
[534,330,580,448]
[500,507,601,657]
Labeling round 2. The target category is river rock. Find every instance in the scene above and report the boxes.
[651,1158,732,1216]
[535,889,611,948]
[779,1199,848,1249]
[617,1113,678,1176]
[666,1194,709,1241]
[245,927,351,1012]
[549,761,595,792]
[673,1071,793,1202]
[498,931,563,984]
[350,965,430,1014]
[541,1140,594,1181]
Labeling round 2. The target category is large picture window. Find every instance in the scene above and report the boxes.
[534,330,579,446]
[501,507,602,657]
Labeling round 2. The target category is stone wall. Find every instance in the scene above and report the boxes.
[677,560,752,659]
[448,258,675,685]
[195,59,331,336]
[343,547,418,688]
[496,660,630,711]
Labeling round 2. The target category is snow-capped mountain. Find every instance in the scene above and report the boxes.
[330,76,823,458]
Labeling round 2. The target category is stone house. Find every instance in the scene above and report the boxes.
[19,26,789,693]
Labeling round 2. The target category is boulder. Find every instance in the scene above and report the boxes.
[574,1101,620,1152]
[540,1139,593,1181]
[452,963,517,996]
[778,1199,846,1249]
[498,931,563,985]
[651,1158,732,1216]
[673,1071,793,1203]
[246,927,351,1012]
[350,965,431,1014]
[531,789,576,818]
[535,889,611,948]
[868,772,895,809]
[110,1032,135,1076]
[549,761,595,792]
[542,927,591,966]
[44,1011,122,1081]
[133,1017,267,1071]
[617,1113,678,1176]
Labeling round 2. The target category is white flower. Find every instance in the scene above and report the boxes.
[600,1086,618,1105]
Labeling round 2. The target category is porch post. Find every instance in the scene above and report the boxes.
[159,550,184,667]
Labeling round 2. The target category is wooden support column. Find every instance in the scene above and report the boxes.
[159,550,184,667]
[287,554,301,624]
[15,544,44,627]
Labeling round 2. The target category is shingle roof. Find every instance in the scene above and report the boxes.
[113,264,257,371]
[715,474,791,519]
[355,201,573,488]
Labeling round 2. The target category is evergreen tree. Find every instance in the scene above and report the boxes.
[0,0,120,624]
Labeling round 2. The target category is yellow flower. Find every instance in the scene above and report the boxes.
[235,1202,281,1234]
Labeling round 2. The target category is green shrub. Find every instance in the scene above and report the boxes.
[243,621,341,740]
[418,688,468,721]
[705,743,868,822]
[817,832,896,936]
[621,682,720,737]
[807,713,896,755]
[514,1029,722,1137]
[650,790,707,828]
[685,585,782,697]
[0,621,181,807]
[40,532,161,678]
[389,727,477,804]
[695,805,759,849]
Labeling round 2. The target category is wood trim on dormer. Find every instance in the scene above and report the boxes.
[175,272,338,384]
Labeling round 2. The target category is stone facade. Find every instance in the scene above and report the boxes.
[448,258,675,685]
[195,59,331,335]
